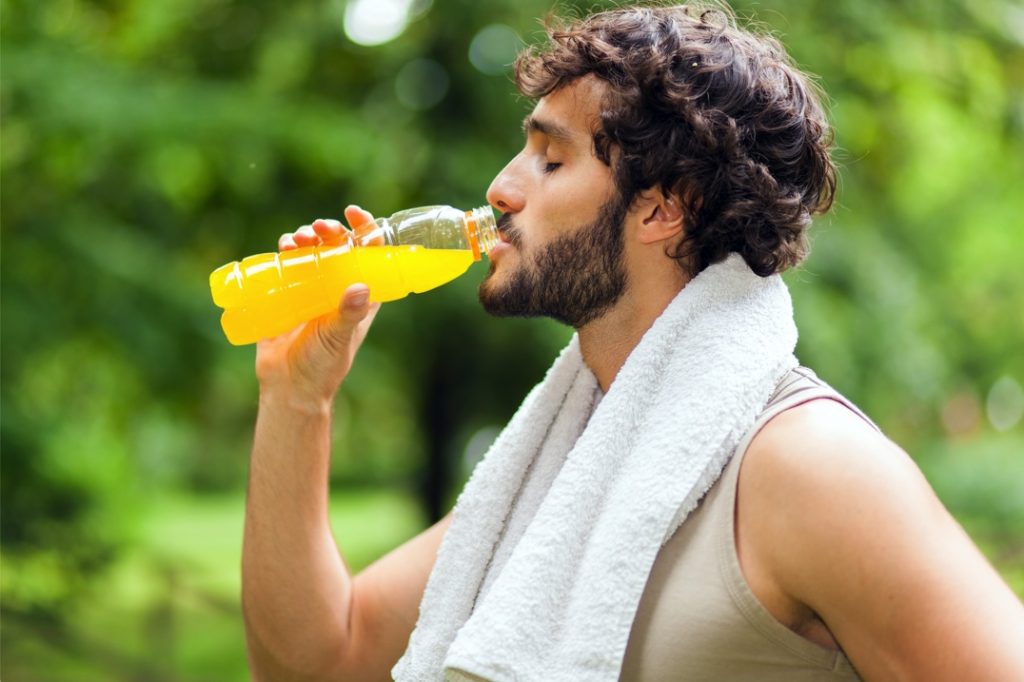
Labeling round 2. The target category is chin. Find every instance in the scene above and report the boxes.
[480,257,514,289]
[477,272,502,302]
[477,269,517,312]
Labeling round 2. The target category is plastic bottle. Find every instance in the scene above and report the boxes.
[210,205,498,345]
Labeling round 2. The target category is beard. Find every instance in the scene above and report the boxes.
[478,193,629,328]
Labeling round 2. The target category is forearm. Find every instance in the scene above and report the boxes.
[242,391,352,678]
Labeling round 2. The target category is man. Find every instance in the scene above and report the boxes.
[241,4,1024,681]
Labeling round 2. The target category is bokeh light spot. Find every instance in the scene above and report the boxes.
[987,375,1024,432]
[395,59,450,111]
[468,24,522,75]
[941,390,982,438]
[344,0,416,46]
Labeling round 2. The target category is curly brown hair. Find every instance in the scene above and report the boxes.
[514,3,836,277]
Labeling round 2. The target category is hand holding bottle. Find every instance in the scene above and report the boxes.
[255,205,382,408]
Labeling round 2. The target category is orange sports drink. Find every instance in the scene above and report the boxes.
[209,205,498,345]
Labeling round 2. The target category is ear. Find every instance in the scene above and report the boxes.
[635,188,685,245]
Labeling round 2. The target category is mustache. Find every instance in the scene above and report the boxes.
[497,212,523,246]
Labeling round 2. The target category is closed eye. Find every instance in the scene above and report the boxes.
[543,162,562,174]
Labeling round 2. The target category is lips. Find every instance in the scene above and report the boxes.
[488,240,512,260]
[489,213,518,260]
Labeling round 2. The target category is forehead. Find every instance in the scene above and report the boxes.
[526,76,606,144]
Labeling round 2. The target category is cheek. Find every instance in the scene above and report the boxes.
[552,167,615,213]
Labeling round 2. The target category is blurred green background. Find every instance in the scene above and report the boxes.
[2,0,1023,679]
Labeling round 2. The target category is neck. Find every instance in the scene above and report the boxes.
[578,277,686,393]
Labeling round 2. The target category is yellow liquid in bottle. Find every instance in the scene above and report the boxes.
[210,245,475,345]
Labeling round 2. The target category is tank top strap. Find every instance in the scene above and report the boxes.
[716,367,880,497]
[764,366,878,432]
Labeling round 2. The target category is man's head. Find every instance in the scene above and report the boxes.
[480,3,835,324]
[479,78,634,327]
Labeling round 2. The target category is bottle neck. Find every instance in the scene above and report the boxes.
[465,206,498,261]
[356,218,395,248]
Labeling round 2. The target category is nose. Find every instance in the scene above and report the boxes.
[486,155,525,215]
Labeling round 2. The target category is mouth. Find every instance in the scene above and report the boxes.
[496,213,518,247]
[487,216,515,261]
[488,239,512,261]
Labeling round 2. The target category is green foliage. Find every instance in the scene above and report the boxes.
[2,0,1023,677]
[1,490,422,682]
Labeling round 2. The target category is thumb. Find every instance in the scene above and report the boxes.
[317,284,372,353]
[340,283,371,315]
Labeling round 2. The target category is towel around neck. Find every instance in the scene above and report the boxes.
[394,253,799,682]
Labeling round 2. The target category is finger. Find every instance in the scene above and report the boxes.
[316,284,373,354]
[279,232,298,251]
[344,205,375,231]
[341,286,382,345]
[347,288,381,343]
[312,218,346,245]
[341,283,371,313]
[344,205,386,246]
[292,224,320,247]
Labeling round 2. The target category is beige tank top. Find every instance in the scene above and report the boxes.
[619,366,873,681]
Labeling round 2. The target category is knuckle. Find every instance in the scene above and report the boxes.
[316,324,347,357]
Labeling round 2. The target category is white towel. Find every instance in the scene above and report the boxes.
[393,253,799,681]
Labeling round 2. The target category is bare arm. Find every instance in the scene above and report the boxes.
[743,400,1024,681]
[243,389,355,680]
[241,208,450,680]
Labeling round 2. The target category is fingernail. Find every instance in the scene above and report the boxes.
[348,288,370,307]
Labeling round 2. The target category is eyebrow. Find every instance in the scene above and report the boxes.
[522,115,575,144]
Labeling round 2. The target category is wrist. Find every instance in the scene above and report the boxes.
[258,385,334,417]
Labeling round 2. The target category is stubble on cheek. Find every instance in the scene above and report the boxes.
[477,194,629,328]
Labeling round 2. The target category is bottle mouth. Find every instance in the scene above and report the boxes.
[465,206,498,261]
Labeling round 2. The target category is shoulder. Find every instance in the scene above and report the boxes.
[738,396,946,592]
[739,397,1024,679]
[739,395,947,592]
[743,396,928,513]
[737,396,937,621]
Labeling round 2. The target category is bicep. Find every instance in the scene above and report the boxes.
[750,402,1024,681]
[341,511,453,679]
[809,484,1024,680]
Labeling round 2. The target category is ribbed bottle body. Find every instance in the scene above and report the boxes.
[211,244,478,345]
[209,205,495,345]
